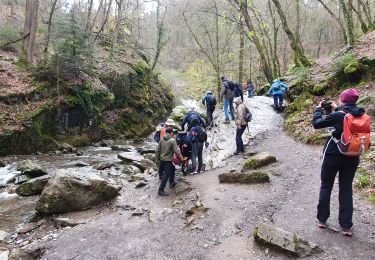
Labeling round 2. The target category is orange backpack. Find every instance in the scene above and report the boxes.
[337,112,371,156]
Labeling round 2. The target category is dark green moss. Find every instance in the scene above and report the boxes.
[218,171,270,184]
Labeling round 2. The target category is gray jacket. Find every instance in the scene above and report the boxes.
[220,80,235,100]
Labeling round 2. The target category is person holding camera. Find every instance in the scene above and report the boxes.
[312,88,366,236]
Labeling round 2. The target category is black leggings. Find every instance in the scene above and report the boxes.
[317,154,359,229]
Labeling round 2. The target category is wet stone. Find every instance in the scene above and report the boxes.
[16,175,51,196]
[17,160,48,178]
[253,224,322,257]
[111,145,133,152]
[94,162,114,171]
[135,181,147,188]
[242,152,277,170]
[74,161,90,167]
[54,217,86,228]
[117,153,143,163]
[132,208,145,216]
[0,230,9,242]
[218,171,269,184]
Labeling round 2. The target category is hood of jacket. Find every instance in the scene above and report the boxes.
[234,97,242,105]
[341,104,365,116]
[163,133,172,141]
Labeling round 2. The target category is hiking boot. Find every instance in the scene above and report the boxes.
[158,190,169,196]
[233,150,241,155]
[169,182,176,188]
[317,221,327,229]
[224,120,230,124]
[342,228,352,237]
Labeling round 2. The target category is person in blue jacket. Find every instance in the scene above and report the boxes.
[267,79,289,109]
[181,110,206,131]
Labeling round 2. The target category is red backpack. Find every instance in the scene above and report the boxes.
[337,112,371,156]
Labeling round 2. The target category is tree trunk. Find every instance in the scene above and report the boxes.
[151,0,167,72]
[271,0,311,67]
[20,0,39,65]
[295,0,301,44]
[238,21,245,84]
[86,0,94,32]
[317,0,348,44]
[234,0,273,83]
[43,0,58,62]
[339,0,355,45]
[110,0,123,58]
[94,0,112,42]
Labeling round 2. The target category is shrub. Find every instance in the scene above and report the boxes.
[0,23,22,51]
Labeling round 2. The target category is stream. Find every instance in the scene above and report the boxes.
[0,96,281,233]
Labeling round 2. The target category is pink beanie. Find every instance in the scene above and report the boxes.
[339,88,360,104]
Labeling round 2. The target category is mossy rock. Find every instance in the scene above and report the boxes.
[255,84,270,96]
[16,175,51,196]
[312,84,326,95]
[218,171,269,184]
[242,152,277,170]
[344,61,361,75]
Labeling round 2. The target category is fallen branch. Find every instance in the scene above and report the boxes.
[0,33,30,49]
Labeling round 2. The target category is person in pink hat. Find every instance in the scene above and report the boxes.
[312,88,365,236]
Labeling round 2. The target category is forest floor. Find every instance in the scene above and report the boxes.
[39,97,375,260]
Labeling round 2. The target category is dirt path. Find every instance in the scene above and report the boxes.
[41,98,375,260]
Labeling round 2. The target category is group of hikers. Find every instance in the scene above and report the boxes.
[155,75,283,196]
[154,75,371,237]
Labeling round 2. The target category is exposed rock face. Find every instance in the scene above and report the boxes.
[35,172,121,214]
[253,224,322,257]
[242,152,277,170]
[15,175,51,196]
[17,160,48,178]
[218,171,269,184]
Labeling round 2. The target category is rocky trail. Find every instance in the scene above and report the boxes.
[0,96,374,259]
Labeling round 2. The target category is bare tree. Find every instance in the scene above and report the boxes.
[43,0,58,62]
[270,0,311,67]
[20,0,40,64]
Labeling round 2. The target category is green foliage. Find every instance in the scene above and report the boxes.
[369,194,375,205]
[180,59,218,99]
[34,8,94,83]
[332,54,356,71]
[286,65,308,76]
[0,23,22,51]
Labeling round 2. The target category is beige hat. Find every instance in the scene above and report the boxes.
[165,119,175,126]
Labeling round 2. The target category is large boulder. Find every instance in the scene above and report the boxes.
[117,152,144,163]
[17,160,48,178]
[242,152,276,170]
[35,172,121,214]
[253,224,322,257]
[218,171,269,184]
[15,175,51,196]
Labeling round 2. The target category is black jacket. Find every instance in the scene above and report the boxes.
[202,94,217,109]
[312,104,365,155]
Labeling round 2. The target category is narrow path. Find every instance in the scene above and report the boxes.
[42,97,375,260]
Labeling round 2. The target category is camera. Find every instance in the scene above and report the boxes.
[321,100,333,115]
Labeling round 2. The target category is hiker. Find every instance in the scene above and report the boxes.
[267,79,289,110]
[154,119,178,143]
[186,118,207,174]
[202,90,217,127]
[181,110,206,131]
[156,127,183,196]
[244,79,255,98]
[234,83,243,102]
[233,97,248,155]
[312,88,371,236]
[220,76,235,123]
